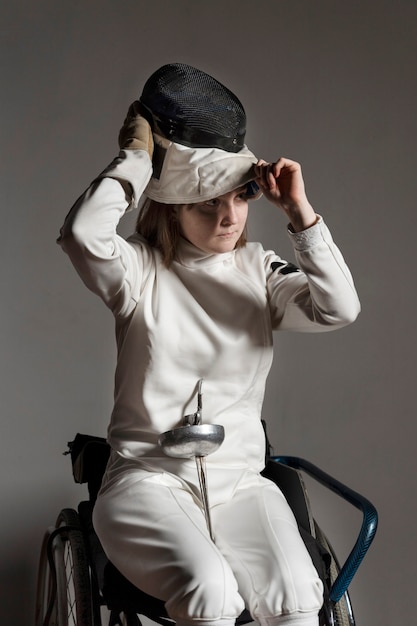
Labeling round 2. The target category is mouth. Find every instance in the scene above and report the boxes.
[218,231,237,239]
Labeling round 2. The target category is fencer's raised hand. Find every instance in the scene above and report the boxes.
[118,101,154,157]
[255,158,317,232]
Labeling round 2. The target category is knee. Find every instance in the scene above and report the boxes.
[251,569,323,623]
[165,567,245,623]
[288,567,324,614]
[259,614,320,626]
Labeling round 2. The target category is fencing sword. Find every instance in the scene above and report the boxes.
[158,379,224,541]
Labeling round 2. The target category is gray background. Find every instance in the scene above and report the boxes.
[1,1,416,624]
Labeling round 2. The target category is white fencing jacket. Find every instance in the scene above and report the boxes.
[59,150,360,475]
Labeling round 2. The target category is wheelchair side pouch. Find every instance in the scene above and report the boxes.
[66,433,111,485]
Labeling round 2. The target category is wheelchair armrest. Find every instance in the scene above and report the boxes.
[272,456,378,603]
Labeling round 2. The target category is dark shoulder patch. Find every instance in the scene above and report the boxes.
[271,261,300,275]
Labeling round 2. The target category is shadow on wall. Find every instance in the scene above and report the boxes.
[0,528,39,624]
[0,482,84,626]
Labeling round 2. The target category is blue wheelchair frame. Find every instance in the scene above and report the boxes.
[272,456,378,604]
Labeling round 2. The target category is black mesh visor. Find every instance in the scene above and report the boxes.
[139,63,246,153]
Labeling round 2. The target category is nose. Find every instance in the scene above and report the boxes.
[220,201,239,226]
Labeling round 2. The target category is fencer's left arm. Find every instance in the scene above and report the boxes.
[266,217,360,331]
[255,157,360,331]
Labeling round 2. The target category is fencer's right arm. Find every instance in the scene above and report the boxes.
[57,109,153,317]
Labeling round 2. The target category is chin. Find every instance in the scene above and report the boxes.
[216,235,240,250]
[212,242,237,254]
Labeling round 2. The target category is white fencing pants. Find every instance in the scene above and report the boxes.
[93,454,323,626]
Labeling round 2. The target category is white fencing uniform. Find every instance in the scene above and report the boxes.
[59,149,360,626]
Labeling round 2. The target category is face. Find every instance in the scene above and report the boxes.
[176,187,249,255]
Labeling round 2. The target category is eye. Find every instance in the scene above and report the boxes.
[195,198,220,215]
[233,191,249,204]
[233,186,249,202]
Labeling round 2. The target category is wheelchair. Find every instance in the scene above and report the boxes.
[35,431,378,626]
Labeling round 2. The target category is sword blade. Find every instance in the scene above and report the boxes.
[195,455,214,541]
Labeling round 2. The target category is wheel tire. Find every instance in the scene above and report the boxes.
[35,508,93,625]
[315,523,355,626]
[35,526,59,626]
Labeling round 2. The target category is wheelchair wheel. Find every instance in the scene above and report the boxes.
[35,508,93,626]
[36,526,59,625]
[315,523,355,626]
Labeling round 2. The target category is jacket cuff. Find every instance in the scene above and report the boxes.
[287,215,326,251]
[95,149,152,208]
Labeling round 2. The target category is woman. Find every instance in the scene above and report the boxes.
[58,64,360,626]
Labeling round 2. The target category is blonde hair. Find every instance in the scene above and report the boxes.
[136,198,247,267]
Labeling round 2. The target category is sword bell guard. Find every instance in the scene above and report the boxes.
[158,423,225,458]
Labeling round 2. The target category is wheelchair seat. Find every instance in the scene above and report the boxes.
[35,432,378,626]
